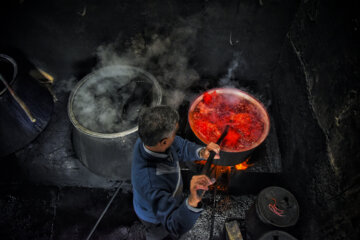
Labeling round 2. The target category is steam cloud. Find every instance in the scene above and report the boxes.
[218,53,269,108]
[72,16,202,133]
[219,52,247,88]
[71,66,157,133]
[96,24,201,102]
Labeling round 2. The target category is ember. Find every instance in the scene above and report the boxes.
[189,89,268,152]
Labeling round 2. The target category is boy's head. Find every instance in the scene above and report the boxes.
[138,105,179,147]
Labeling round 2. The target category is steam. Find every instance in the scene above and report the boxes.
[72,16,201,133]
[219,53,248,88]
[71,66,157,133]
[96,28,200,106]
[216,53,270,108]
[219,59,239,86]
[54,76,77,95]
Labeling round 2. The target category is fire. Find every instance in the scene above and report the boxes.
[195,158,253,192]
[194,158,253,171]
[189,90,265,152]
[194,158,253,191]
[234,159,253,170]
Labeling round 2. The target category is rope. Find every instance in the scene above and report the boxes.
[268,198,285,217]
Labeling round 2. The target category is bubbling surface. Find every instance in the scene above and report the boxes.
[189,90,267,152]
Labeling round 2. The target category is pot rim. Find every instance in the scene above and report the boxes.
[188,87,270,152]
[68,65,162,138]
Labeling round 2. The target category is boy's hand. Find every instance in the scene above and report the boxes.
[199,142,221,159]
[188,175,216,207]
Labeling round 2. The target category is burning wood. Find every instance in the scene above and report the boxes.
[195,158,253,172]
[194,158,253,191]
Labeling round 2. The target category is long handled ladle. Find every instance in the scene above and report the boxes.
[197,125,230,198]
[0,74,36,122]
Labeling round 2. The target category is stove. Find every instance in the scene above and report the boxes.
[178,91,283,239]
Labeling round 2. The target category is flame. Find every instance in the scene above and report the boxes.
[194,158,253,191]
[194,158,253,171]
[195,160,207,165]
[234,159,253,170]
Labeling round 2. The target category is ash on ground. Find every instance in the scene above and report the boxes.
[182,193,255,240]
[93,221,146,240]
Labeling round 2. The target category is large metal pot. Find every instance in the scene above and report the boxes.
[68,65,162,179]
[188,88,270,166]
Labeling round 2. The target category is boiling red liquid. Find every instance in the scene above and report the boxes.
[189,91,265,151]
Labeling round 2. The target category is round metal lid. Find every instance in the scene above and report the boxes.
[256,186,299,227]
[259,230,298,240]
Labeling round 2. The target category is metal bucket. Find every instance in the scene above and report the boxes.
[68,65,162,179]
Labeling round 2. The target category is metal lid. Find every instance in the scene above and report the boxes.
[259,230,298,240]
[256,186,299,227]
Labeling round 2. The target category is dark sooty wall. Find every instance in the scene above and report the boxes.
[271,0,360,239]
[0,0,359,240]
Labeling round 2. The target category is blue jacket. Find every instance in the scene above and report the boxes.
[131,136,204,237]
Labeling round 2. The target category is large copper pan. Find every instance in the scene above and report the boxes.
[188,88,270,166]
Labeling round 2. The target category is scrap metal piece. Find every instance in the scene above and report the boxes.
[225,220,243,240]
[29,68,58,102]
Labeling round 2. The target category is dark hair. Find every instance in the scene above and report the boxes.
[138,105,179,146]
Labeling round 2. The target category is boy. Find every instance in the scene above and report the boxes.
[131,105,220,239]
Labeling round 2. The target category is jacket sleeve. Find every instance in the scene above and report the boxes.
[149,188,202,237]
[173,136,204,162]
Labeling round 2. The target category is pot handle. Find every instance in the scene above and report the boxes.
[196,150,217,198]
[0,54,18,83]
[196,125,229,198]
[0,54,36,123]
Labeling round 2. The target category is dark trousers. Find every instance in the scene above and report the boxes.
[139,218,177,240]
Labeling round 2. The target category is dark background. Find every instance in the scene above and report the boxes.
[0,0,359,239]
